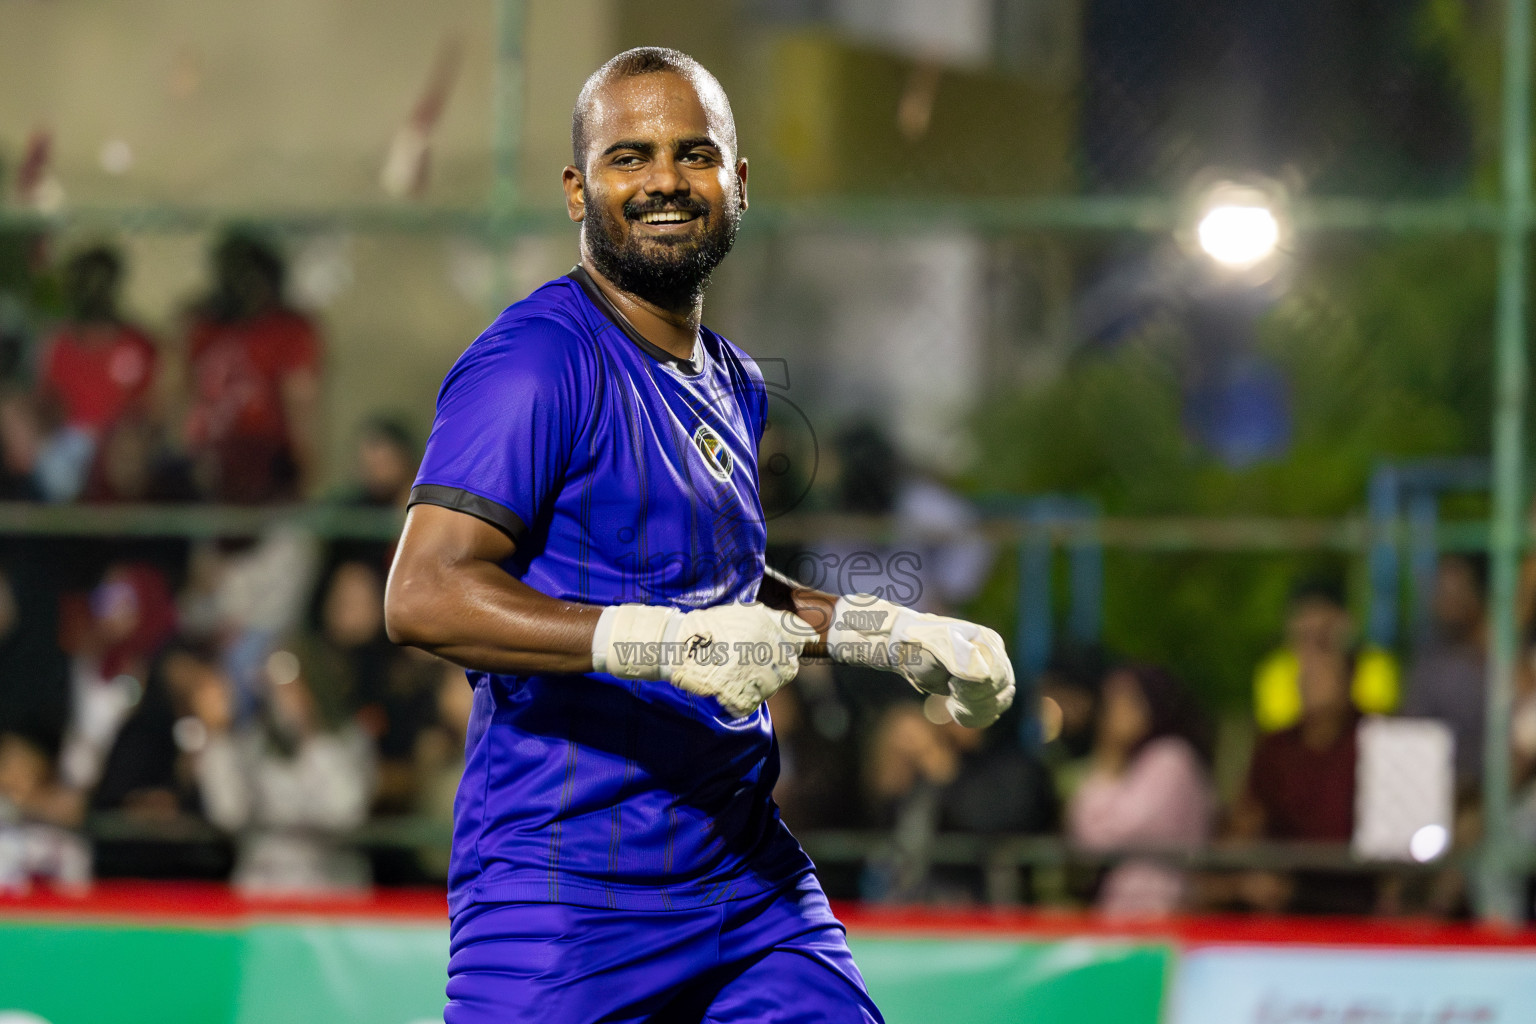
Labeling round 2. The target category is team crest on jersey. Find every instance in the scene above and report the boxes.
[692,424,734,482]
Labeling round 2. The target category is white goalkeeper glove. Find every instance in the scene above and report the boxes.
[591,602,812,718]
[826,594,1015,728]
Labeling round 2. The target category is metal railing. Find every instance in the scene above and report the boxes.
[82,812,1524,907]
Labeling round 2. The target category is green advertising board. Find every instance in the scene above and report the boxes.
[0,920,1170,1024]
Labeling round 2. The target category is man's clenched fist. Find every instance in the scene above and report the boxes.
[826,595,1015,728]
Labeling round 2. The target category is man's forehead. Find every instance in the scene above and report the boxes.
[586,71,733,151]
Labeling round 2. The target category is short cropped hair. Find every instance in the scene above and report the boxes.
[66,245,123,285]
[570,47,736,171]
[1441,551,1490,597]
[1289,575,1347,610]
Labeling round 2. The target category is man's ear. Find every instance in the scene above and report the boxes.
[736,158,749,211]
[562,166,586,222]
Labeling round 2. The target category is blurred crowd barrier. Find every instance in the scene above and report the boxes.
[0,477,1527,924]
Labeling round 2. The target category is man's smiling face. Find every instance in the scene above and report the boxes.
[567,70,747,311]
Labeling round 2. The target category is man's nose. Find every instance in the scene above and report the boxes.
[643,158,690,197]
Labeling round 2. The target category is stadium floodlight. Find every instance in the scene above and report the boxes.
[1198,204,1279,267]
[1187,179,1289,274]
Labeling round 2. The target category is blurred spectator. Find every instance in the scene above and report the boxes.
[0,222,44,384]
[324,415,416,573]
[811,421,994,616]
[196,644,374,893]
[0,731,84,831]
[765,662,861,896]
[1229,613,1373,914]
[89,645,234,879]
[370,646,451,818]
[1237,644,1358,846]
[768,673,861,832]
[1402,553,1487,790]
[81,414,197,503]
[830,421,900,519]
[0,553,70,758]
[182,528,318,717]
[0,732,90,891]
[412,658,473,879]
[57,563,178,797]
[1513,639,1536,859]
[94,646,224,819]
[37,246,158,439]
[865,703,962,901]
[758,404,816,524]
[184,232,322,503]
[343,416,416,509]
[1252,577,1398,733]
[892,474,995,615]
[812,422,999,735]
[298,560,435,818]
[1067,665,1214,917]
[865,701,1056,902]
[0,389,44,499]
[300,560,395,716]
[0,387,94,502]
[416,660,472,817]
[1037,643,1112,797]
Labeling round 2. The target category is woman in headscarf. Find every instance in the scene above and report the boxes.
[57,562,178,794]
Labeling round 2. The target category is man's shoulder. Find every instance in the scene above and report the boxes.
[701,324,752,366]
[490,276,592,334]
[455,278,599,367]
[701,327,768,397]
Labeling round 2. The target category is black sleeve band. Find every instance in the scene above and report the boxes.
[407,484,528,543]
[757,568,797,612]
[763,565,812,593]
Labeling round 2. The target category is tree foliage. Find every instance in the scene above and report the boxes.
[967,237,1499,707]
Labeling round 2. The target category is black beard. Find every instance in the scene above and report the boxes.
[584,190,740,312]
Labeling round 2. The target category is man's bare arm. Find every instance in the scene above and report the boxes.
[384,503,601,674]
[758,566,834,657]
[761,566,1017,729]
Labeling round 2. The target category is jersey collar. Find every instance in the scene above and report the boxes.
[567,265,702,376]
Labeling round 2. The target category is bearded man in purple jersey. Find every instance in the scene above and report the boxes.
[384,47,1015,1024]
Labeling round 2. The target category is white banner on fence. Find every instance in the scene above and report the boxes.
[1170,946,1536,1024]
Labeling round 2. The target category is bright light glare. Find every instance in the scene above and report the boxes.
[922,693,953,726]
[1197,203,1281,268]
[1409,823,1450,863]
[1040,696,1064,744]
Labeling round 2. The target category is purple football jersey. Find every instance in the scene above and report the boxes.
[411,269,813,913]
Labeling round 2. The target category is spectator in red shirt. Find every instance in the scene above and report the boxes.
[38,246,158,437]
[1227,609,1374,914]
[184,232,321,503]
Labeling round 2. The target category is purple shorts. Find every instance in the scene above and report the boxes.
[444,879,883,1024]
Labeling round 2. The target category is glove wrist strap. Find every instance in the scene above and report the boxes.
[592,604,679,680]
[826,594,903,666]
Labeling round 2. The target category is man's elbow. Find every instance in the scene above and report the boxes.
[383,568,437,648]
